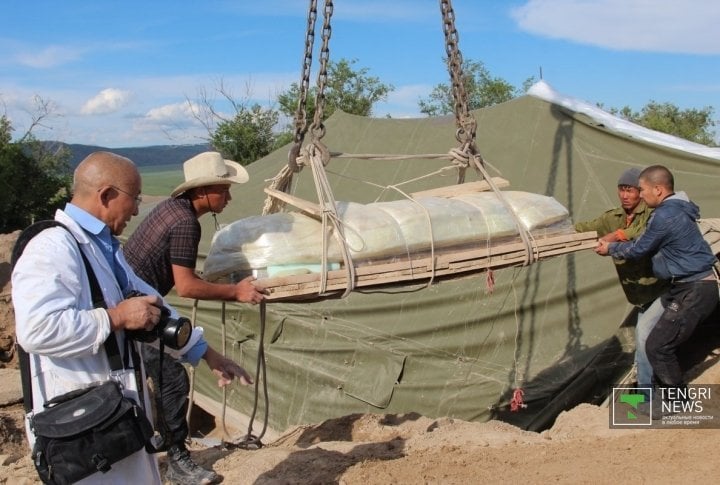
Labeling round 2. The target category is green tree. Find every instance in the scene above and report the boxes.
[419,60,530,116]
[610,102,716,146]
[189,82,280,165]
[0,115,71,232]
[0,116,11,145]
[278,58,394,125]
[210,104,279,165]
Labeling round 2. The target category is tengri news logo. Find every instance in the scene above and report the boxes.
[611,387,652,426]
[610,385,720,428]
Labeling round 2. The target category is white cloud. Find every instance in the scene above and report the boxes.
[14,45,85,68]
[511,0,720,54]
[143,101,199,126]
[81,88,132,115]
[129,101,206,144]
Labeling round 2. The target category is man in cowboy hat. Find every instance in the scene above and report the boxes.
[125,151,266,484]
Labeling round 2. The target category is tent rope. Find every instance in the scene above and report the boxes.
[222,301,270,450]
[469,153,538,266]
[509,276,527,411]
[262,148,501,215]
[383,184,439,288]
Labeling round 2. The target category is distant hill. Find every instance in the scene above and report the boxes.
[55,142,212,168]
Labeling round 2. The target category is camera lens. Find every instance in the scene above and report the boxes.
[160,317,192,349]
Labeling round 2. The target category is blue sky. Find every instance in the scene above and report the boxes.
[2,0,718,148]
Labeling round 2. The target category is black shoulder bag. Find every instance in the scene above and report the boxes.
[12,220,154,485]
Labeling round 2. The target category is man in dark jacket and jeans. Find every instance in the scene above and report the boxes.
[596,165,718,400]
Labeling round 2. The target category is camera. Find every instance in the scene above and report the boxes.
[124,292,192,350]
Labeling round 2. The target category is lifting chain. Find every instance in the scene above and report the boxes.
[309,0,333,157]
[288,0,333,173]
[288,0,319,173]
[265,0,332,216]
[440,0,483,183]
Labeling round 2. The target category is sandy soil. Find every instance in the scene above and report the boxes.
[2,230,719,485]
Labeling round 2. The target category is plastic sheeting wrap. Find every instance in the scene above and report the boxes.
[203,191,571,281]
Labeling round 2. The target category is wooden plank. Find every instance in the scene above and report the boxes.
[259,236,599,294]
[410,177,510,198]
[257,231,598,301]
[263,188,322,219]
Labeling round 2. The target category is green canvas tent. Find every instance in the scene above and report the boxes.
[146,82,720,435]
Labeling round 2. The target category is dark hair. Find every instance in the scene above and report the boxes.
[639,165,674,191]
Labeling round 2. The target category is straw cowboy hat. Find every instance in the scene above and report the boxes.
[171,151,249,197]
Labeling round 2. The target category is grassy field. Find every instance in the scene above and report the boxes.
[139,164,183,196]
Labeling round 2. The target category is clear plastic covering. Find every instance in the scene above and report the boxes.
[203,191,572,281]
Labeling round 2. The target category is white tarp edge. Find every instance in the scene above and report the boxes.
[527,80,720,161]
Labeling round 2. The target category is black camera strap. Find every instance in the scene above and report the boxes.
[12,220,144,413]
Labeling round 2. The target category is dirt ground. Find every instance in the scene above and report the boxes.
[2,230,720,484]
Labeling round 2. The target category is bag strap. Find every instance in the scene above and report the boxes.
[12,220,125,412]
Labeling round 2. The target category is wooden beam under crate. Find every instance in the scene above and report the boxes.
[256,231,598,301]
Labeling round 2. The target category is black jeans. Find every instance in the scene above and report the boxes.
[142,345,190,448]
[646,280,719,387]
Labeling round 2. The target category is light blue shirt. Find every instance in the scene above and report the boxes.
[63,203,207,366]
[64,203,129,292]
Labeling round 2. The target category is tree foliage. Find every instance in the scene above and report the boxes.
[610,102,716,146]
[189,82,280,165]
[210,105,279,165]
[0,115,71,232]
[199,59,393,160]
[418,60,532,116]
[419,57,716,146]
[277,58,394,125]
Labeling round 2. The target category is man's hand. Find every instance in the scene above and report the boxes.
[595,239,611,256]
[234,276,267,305]
[203,346,253,387]
[107,294,161,331]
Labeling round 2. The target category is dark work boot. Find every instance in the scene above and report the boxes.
[165,445,220,485]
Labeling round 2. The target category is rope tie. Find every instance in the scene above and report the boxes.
[261,165,295,215]
[314,140,332,167]
[448,146,470,169]
[306,142,356,297]
[448,144,471,184]
[469,154,538,266]
[385,184,438,288]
